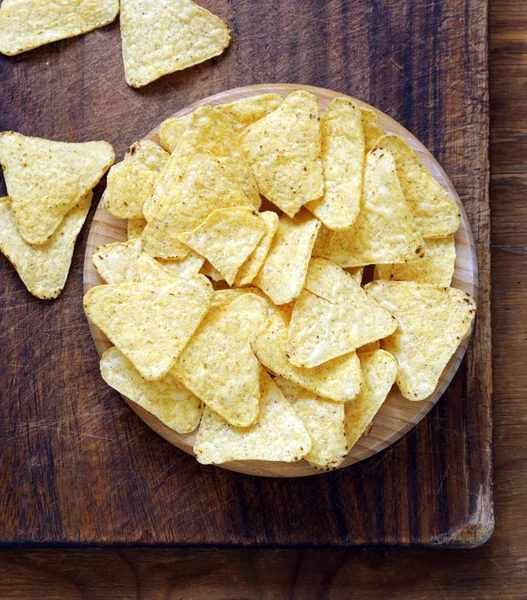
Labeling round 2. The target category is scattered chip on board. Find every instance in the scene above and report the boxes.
[124,139,169,172]
[360,107,384,153]
[104,161,157,219]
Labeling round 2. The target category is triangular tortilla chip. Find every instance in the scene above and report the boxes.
[274,376,347,470]
[287,259,397,368]
[100,347,202,434]
[253,209,321,305]
[240,90,324,217]
[0,132,114,244]
[375,236,456,286]
[193,368,311,465]
[173,293,267,427]
[376,134,460,238]
[84,276,213,380]
[365,281,476,400]
[127,218,147,240]
[344,349,397,449]
[92,238,143,284]
[178,207,265,285]
[0,0,118,55]
[159,94,283,153]
[252,303,363,403]
[0,193,91,299]
[313,148,425,267]
[104,161,158,219]
[306,98,364,230]
[124,139,169,172]
[120,0,230,88]
[360,107,384,153]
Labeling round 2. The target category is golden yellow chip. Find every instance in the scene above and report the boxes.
[274,376,347,470]
[100,347,202,434]
[376,134,460,238]
[365,281,476,400]
[173,293,268,427]
[0,0,119,55]
[137,253,177,283]
[306,98,364,230]
[200,260,224,282]
[178,207,265,286]
[124,139,169,172]
[92,238,143,284]
[252,303,363,403]
[375,236,456,286]
[193,368,311,465]
[344,349,397,449]
[253,209,321,305]
[357,340,381,353]
[157,252,205,278]
[313,148,424,267]
[234,211,279,287]
[287,259,397,368]
[0,132,114,244]
[360,107,384,153]
[84,276,213,381]
[240,90,324,217]
[0,193,91,299]
[127,218,147,240]
[120,0,230,88]
[158,94,283,153]
[104,161,157,219]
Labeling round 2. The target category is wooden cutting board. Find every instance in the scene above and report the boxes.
[0,0,491,547]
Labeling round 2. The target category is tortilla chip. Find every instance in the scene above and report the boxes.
[313,148,424,267]
[347,266,364,284]
[375,235,456,286]
[127,218,147,240]
[376,134,460,238]
[0,0,118,55]
[194,368,311,465]
[253,209,321,305]
[143,151,253,258]
[365,281,476,400]
[92,238,143,284]
[200,260,224,282]
[274,376,347,470]
[252,303,363,403]
[344,349,397,449]
[157,252,205,278]
[124,139,169,172]
[84,276,213,380]
[0,193,91,299]
[137,253,177,283]
[210,288,260,311]
[120,0,230,88]
[240,90,324,217]
[361,107,384,153]
[0,132,114,244]
[104,161,157,219]
[306,98,364,230]
[100,347,202,434]
[287,259,397,367]
[173,293,267,427]
[158,94,283,153]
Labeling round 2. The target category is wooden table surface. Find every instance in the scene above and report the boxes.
[0,0,524,596]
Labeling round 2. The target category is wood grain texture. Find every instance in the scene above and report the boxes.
[84,84,478,478]
[0,0,490,547]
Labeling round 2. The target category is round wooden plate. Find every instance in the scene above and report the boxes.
[83,84,477,477]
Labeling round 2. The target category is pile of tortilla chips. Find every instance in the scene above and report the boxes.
[85,91,476,470]
[0,132,114,299]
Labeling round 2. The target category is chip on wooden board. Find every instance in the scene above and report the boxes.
[252,303,363,403]
[376,134,460,238]
[92,238,143,284]
[0,192,91,299]
[137,253,178,283]
[313,148,424,267]
[344,349,398,450]
[84,276,213,380]
[240,90,324,217]
[159,94,284,153]
[0,132,114,245]
[127,218,147,240]
[0,0,119,56]
[365,281,476,401]
[193,369,311,465]
[252,209,321,305]
[124,139,169,172]
[375,236,456,286]
[177,207,265,286]
[100,347,202,434]
[360,107,384,153]
[104,161,157,219]
[120,0,230,88]
[173,293,267,427]
[306,98,364,230]
[274,376,347,471]
[157,252,205,278]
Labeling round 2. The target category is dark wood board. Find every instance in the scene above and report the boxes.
[0,0,491,547]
